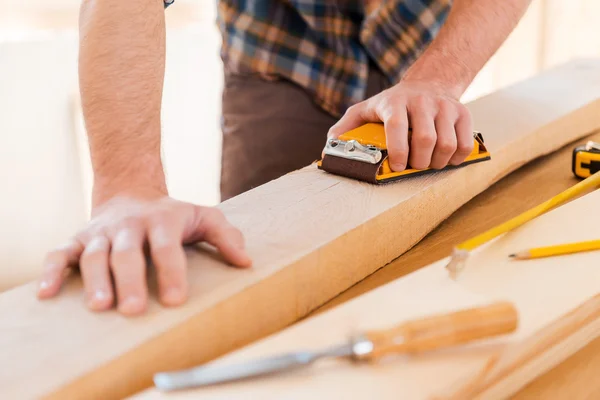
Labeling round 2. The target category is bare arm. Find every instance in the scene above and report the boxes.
[79,0,167,205]
[403,0,532,98]
[329,0,531,171]
[38,0,251,315]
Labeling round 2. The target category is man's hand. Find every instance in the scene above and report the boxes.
[35,0,254,316]
[327,80,473,171]
[329,0,531,170]
[37,190,251,315]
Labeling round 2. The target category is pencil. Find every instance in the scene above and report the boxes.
[446,170,600,277]
[509,239,600,260]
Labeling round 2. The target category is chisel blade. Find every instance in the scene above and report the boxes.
[153,344,354,391]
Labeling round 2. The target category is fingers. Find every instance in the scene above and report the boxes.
[430,102,458,170]
[110,226,147,315]
[407,97,437,170]
[146,206,252,308]
[38,239,84,298]
[197,208,253,269]
[450,105,475,165]
[327,100,378,140]
[148,218,189,307]
[384,110,410,171]
[408,98,472,170]
[326,82,474,172]
[80,236,114,311]
[38,195,253,315]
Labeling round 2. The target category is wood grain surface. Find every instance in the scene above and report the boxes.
[514,337,600,399]
[133,182,600,399]
[316,135,600,312]
[2,60,600,400]
[313,131,600,398]
[444,293,600,399]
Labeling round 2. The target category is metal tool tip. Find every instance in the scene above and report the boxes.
[153,373,176,391]
[446,248,469,279]
[508,253,516,258]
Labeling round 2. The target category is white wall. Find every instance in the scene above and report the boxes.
[0,33,85,289]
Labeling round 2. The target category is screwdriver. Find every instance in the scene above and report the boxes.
[153,301,518,391]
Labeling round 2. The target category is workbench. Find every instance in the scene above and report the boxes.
[313,131,600,399]
[4,61,600,399]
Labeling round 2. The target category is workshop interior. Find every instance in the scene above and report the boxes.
[2,0,600,399]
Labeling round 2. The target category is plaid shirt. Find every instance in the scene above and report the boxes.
[168,1,451,117]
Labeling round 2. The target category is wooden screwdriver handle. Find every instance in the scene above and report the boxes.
[362,302,518,360]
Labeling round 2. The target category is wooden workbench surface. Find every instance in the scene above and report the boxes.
[314,131,600,399]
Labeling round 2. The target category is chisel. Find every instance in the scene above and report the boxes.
[153,301,518,391]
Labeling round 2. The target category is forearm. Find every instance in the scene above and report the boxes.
[79,0,167,204]
[403,0,532,98]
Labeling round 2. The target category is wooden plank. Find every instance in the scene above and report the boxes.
[314,130,600,397]
[316,131,600,314]
[2,59,600,400]
[514,336,600,399]
[134,189,600,399]
[445,293,600,399]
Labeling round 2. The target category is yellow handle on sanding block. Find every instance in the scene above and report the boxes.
[361,302,518,360]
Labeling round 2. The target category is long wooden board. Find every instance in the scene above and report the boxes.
[320,129,600,398]
[2,59,600,400]
[134,189,600,399]
[515,336,600,398]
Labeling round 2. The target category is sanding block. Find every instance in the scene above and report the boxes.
[317,123,491,184]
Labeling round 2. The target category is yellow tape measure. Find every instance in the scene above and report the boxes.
[573,141,600,179]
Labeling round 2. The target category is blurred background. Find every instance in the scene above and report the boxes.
[1,0,599,291]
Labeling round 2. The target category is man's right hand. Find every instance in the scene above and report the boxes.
[37,190,252,315]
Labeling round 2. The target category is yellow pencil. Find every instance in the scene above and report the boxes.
[446,170,600,278]
[509,239,600,260]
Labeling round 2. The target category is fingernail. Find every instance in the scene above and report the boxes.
[87,290,112,309]
[162,288,186,306]
[37,280,53,298]
[39,280,51,291]
[119,296,144,315]
[391,163,405,171]
[92,289,110,302]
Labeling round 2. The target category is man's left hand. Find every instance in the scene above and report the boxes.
[327,80,474,171]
